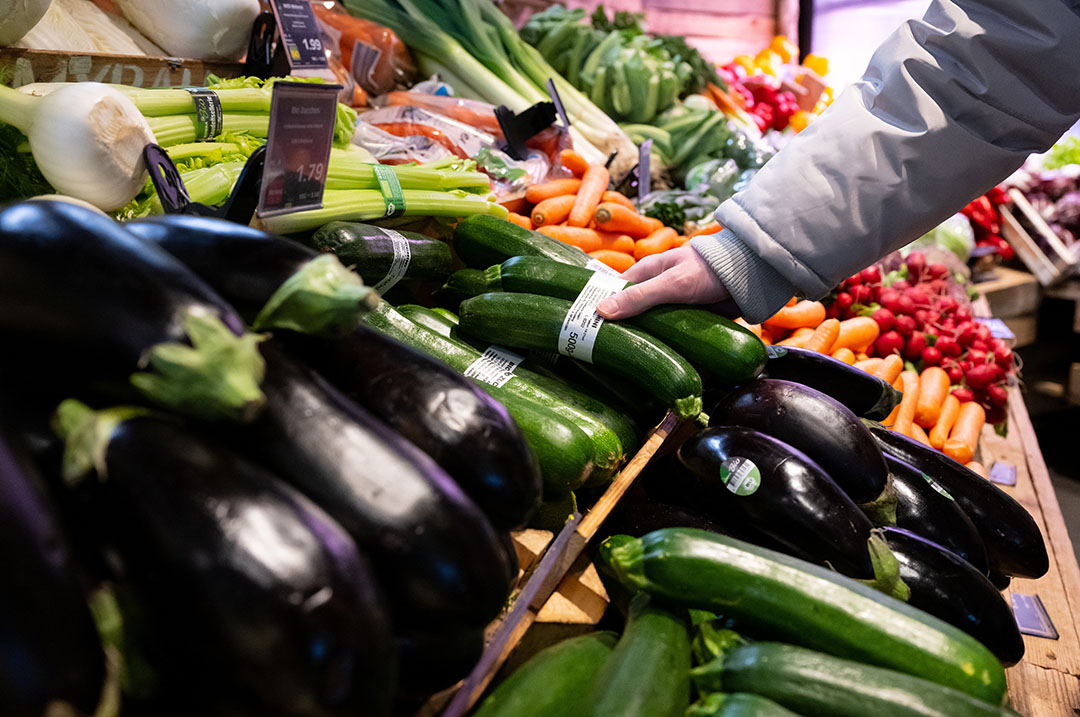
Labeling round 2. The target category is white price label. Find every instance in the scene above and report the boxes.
[557,271,628,363]
[585,258,620,277]
[465,346,525,388]
[372,229,411,295]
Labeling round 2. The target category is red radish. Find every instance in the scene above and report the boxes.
[905,251,926,280]
[871,307,896,332]
[904,287,930,305]
[957,323,978,346]
[879,289,901,314]
[923,326,939,339]
[925,309,941,325]
[970,339,989,353]
[976,323,991,342]
[874,330,905,356]
[914,309,929,326]
[903,332,927,360]
[952,387,975,403]
[892,279,911,291]
[955,308,972,323]
[844,274,862,289]
[958,359,973,372]
[921,346,943,367]
[896,295,916,315]
[937,297,958,313]
[966,362,1004,389]
[860,265,882,284]
[894,315,917,336]
[987,383,1009,407]
[937,337,962,358]
[850,284,873,305]
[928,263,949,279]
[944,362,964,384]
[966,349,988,365]
[868,284,882,303]
[993,344,1013,368]
[986,405,1006,425]
[825,304,840,320]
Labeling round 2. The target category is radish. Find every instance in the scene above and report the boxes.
[986,405,1006,425]
[944,362,963,384]
[966,349,988,365]
[927,279,948,295]
[957,323,978,346]
[871,307,896,332]
[928,263,950,280]
[976,323,991,342]
[958,359,973,373]
[894,314,917,336]
[914,309,929,326]
[937,297,958,314]
[993,344,1013,368]
[955,308,972,323]
[966,362,1004,390]
[850,284,873,305]
[903,332,927,360]
[921,346,942,367]
[874,330,905,356]
[834,291,854,312]
[970,339,989,353]
[892,279,911,291]
[952,387,975,403]
[905,251,926,280]
[937,337,962,358]
[896,295,916,315]
[987,383,1009,407]
[878,288,901,314]
[860,265,882,284]
[843,274,862,289]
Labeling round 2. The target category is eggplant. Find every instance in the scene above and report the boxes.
[395,626,485,698]
[54,402,397,716]
[879,527,1025,665]
[236,341,513,628]
[677,427,880,579]
[988,571,1012,590]
[0,427,105,716]
[711,379,891,508]
[283,327,542,530]
[609,500,729,538]
[0,200,264,422]
[761,345,903,420]
[864,419,1048,579]
[126,215,377,338]
[886,454,989,574]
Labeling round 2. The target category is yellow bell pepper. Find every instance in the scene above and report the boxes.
[803,53,829,77]
[769,35,799,64]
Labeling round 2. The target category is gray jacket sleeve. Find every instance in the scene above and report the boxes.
[693,0,1080,324]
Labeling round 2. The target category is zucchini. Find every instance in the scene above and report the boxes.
[453,215,590,268]
[687,693,799,717]
[691,642,1019,717]
[459,293,703,418]
[473,632,617,717]
[582,595,691,717]
[437,267,497,310]
[362,302,595,492]
[307,221,453,287]
[493,256,766,384]
[600,528,1008,705]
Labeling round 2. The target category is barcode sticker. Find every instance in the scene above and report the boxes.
[465,346,525,388]
[585,258,620,277]
[557,271,628,363]
[372,229,411,295]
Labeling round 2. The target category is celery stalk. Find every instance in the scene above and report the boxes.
[146,114,271,147]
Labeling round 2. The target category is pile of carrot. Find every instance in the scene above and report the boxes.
[506,150,716,273]
[735,298,882,364]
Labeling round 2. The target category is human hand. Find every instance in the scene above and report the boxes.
[596,246,730,319]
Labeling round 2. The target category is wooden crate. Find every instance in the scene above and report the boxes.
[977,267,1042,320]
[1000,190,1080,287]
[0,48,243,89]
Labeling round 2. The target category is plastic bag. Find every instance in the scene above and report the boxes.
[313,4,416,96]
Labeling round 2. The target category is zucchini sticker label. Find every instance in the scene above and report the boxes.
[720,457,761,496]
[921,472,954,501]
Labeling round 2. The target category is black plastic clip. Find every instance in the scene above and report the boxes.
[495,101,557,161]
[142,143,266,225]
[245,11,289,79]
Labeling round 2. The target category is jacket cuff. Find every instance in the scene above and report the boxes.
[691,228,798,324]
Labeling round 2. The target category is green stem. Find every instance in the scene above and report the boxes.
[0,84,38,134]
[123,88,273,117]
[252,254,379,338]
[145,114,270,147]
[52,400,149,484]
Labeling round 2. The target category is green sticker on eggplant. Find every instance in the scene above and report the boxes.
[720,457,761,496]
[921,472,954,501]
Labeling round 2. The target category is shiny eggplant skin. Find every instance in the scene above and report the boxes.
[87,414,396,716]
[865,419,1048,579]
[988,571,1012,590]
[678,427,878,579]
[887,454,989,574]
[880,527,1024,665]
[0,428,105,716]
[609,500,729,538]
[396,627,485,698]
[711,379,888,505]
[238,342,513,628]
[283,328,542,530]
[762,345,903,420]
[125,215,316,323]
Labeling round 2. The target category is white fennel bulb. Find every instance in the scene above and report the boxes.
[113,0,261,60]
[0,0,52,45]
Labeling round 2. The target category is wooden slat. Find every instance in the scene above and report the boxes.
[1006,662,1080,717]
[0,48,242,89]
[643,10,776,39]
[641,0,773,14]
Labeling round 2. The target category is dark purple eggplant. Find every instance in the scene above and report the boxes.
[609,500,728,538]
[283,327,541,530]
[236,341,512,628]
[677,427,880,580]
[886,454,988,574]
[988,571,1012,590]
[762,345,903,420]
[879,527,1024,665]
[711,379,891,509]
[53,402,397,716]
[395,626,485,698]
[0,200,264,422]
[864,419,1048,579]
[126,215,377,338]
[0,427,105,717]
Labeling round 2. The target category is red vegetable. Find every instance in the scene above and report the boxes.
[894,315,917,337]
[861,265,882,284]
[871,307,896,332]
[987,383,1009,407]
[874,330,905,356]
[843,274,862,289]
[993,344,1013,368]
[905,251,926,280]
[928,263,949,280]
[850,284,873,305]
[965,363,1004,390]
[957,323,978,347]
[904,332,927,360]
[966,349,988,365]
[937,337,962,358]
[834,291,854,312]
[952,387,975,403]
[892,279,911,291]
[986,405,1007,425]
[944,361,964,384]
[896,295,916,316]
[921,346,943,367]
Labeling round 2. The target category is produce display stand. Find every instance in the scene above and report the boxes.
[0,48,242,89]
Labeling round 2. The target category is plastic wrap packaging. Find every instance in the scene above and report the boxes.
[312,4,416,96]
[14,0,164,55]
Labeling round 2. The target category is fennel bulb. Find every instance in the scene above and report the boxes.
[0,0,51,45]
[113,0,261,60]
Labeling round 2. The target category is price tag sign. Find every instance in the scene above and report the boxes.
[269,0,329,71]
[257,81,340,218]
[988,461,1018,486]
[1011,593,1058,639]
[637,139,652,202]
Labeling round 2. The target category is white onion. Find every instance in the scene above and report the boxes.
[113,0,261,60]
[28,194,109,215]
[0,0,52,45]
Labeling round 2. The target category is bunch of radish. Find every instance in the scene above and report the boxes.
[828,251,1015,425]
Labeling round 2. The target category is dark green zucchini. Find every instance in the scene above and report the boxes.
[601,528,1007,705]
[687,693,799,717]
[691,642,1019,717]
[437,267,495,309]
[763,344,903,419]
[307,221,453,287]
[453,215,590,268]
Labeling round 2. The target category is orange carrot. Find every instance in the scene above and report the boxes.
[944,402,986,464]
[524,178,581,204]
[734,317,763,339]
[601,191,635,210]
[785,297,797,307]
[507,212,533,230]
[873,354,904,385]
[929,394,961,450]
[914,367,950,429]
[641,216,664,234]
[598,233,635,254]
[882,375,904,427]
[910,423,932,446]
[537,225,603,252]
[633,227,677,260]
[804,318,840,354]
[831,347,856,364]
[559,149,590,178]
[776,327,816,348]
[893,370,920,437]
[763,300,827,330]
[832,317,880,352]
[855,352,869,362]
[531,195,576,227]
[588,249,635,273]
[673,235,691,247]
[568,165,609,227]
[853,357,883,373]
[965,461,988,478]
[689,223,723,238]
[594,202,655,238]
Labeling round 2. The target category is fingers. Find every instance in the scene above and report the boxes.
[597,273,682,319]
[618,248,683,284]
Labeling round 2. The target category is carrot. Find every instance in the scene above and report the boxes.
[853,357,883,373]
[776,327,816,348]
[642,216,664,234]
[763,300,827,330]
[568,165,609,227]
[594,202,655,238]
[598,233,635,254]
[944,402,986,464]
[531,195,576,227]
[601,191,636,210]
[689,223,723,238]
[929,394,961,450]
[855,352,870,362]
[882,376,904,427]
[525,178,581,204]
[892,370,920,437]
[804,318,840,354]
[785,297,797,307]
[537,225,603,252]
[507,212,533,230]
[910,423,932,447]
[873,354,904,385]
[734,317,763,339]
[965,461,988,478]
[673,235,691,248]
[914,367,950,429]
[831,347,856,364]
[559,149,590,178]
[633,227,677,260]
[832,317,880,352]
[759,325,777,345]
[588,249,635,273]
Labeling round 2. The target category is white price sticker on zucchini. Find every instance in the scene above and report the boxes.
[721,457,761,496]
[557,271,628,363]
[465,346,525,388]
[372,229,411,295]
[585,258,620,277]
